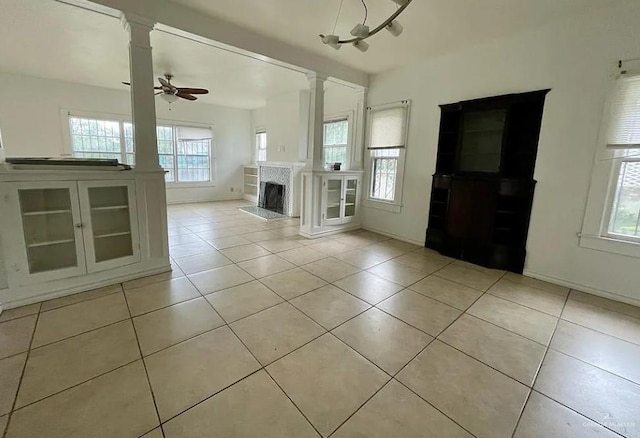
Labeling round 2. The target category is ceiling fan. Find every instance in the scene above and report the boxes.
[122,73,209,103]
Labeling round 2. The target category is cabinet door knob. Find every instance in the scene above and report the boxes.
[75,223,83,228]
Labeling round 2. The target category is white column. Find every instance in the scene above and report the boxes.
[306,72,327,171]
[121,13,160,170]
[352,87,368,171]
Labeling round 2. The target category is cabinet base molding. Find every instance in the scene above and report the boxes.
[299,224,361,239]
[0,263,171,310]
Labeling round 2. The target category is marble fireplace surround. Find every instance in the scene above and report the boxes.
[257,162,306,217]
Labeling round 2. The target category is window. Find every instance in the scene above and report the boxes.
[256,130,267,162]
[69,116,213,184]
[323,119,349,165]
[603,75,640,241]
[69,117,123,161]
[365,102,410,206]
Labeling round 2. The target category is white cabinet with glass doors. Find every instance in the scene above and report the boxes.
[321,174,360,225]
[1,180,140,285]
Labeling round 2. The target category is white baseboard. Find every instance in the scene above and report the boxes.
[361,225,424,246]
[523,268,640,308]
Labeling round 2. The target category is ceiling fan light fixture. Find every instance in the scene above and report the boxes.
[161,93,179,103]
[352,40,369,52]
[386,20,403,37]
[350,24,370,39]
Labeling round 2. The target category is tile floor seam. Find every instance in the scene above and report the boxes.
[389,286,493,379]
[508,283,571,438]
[448,313,549,348]
[0,303,41,323]
[524,389,630,438]
[8,357,141,413]
[122,285,165,438]
[557,314,640,347]
[484,290,566,318]
[3,308,41,438]
[432,337,537,388]
[391,377,481,438]
[27,315,132,351]
[37,288,122,314]
[386,272,503,385]
[211,297,324,438]
[372,304,447,338]
[545,344,640,388]
[566,291,640,321]
[324,374,394,438]
[329,279,405,307]
[286,292,372,332]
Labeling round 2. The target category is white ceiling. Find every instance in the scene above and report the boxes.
[0,0,627,109]
[0,0,310,109]
[171,0,625,74]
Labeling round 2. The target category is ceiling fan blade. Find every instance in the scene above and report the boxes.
[154,86,163,90]
[176,87,209,95]
[158,77,170,87]
[155,91,163,95]
[176,92,197,101]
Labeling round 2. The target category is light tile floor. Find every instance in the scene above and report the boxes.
[1,200,640,437]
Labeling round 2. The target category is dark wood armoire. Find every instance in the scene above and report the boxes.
[425,89,549,273]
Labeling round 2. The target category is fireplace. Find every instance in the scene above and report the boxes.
[259,182,285,214]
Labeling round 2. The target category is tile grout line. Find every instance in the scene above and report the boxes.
[368,269,510,438]
[508,285,571,438]
[195,290,325,438]
[121,286,166,438]
[2,304,41,438]
[327,265,505,438]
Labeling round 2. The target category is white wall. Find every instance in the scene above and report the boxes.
[0,72,252,204]
[362,2,640,303]
[249,83,360,165]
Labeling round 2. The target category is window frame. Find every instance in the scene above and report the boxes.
[579,72,640,258]
[363,100,411,213]
[255,129,267,163]
[602,154,640,243]
[63,110,216,188]
[322,115,351,169]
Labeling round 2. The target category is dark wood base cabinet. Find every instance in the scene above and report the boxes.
[425,90,549,273]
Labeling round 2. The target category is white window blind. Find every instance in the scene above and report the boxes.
[368,105,408,150]
[606,75,640,149]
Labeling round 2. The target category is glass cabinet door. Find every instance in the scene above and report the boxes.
[344,178,358,219]
[18,187,80,274]
[79,181,140,272]
[325,178,343,221]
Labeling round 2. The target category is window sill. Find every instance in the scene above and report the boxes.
[362,199,402,213]
[166,182,217,189]
[578,234,640,259]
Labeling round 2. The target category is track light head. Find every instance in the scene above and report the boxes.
[350,24,370,39]
[321,34,342,50]
[352,40,370,52]
[386,20,403,37]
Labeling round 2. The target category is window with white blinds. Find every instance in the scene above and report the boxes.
[369,106,408,150]
[366,101,410,206]
[606,75,640,149]
[603,75,640,242]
